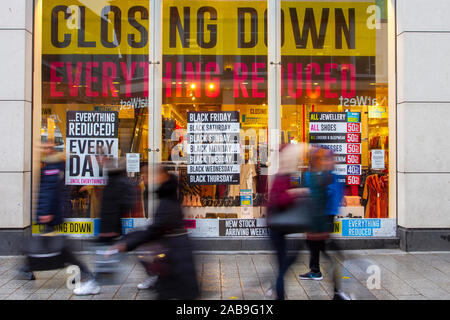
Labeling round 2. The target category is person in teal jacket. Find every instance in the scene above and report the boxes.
[299,147,351,300]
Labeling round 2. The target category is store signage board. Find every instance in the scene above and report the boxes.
[310,133,361,143]
[42,1,376,107]
[187,111,240,185]
[312,143,361,155]
[334,154,362,165]
[126,153,140,173]
[371,149,385,169]
[65,111,118,185]
[240,189,253,206]
[35,218,396,238]
[309,112,362,185]
[309,122,361,133]
[347,175,361,185]
[341,219,396,237]
[334,164,362,176]
[219,219,269,237]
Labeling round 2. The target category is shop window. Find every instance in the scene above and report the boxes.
[37,0,150,223]
[162,0,269,220]
[280,0,390,220]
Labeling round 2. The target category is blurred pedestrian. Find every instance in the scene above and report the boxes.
[110,164,199,300]
[19,142,93,282]
[135,162,159,290]
[299,147,350,300]
[267,143,309,300]
[73,157,134,295]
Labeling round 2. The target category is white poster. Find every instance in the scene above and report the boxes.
[66,111,119,185]
[187,111,240,185]
[371,149,385,169]
[126,153,140,173]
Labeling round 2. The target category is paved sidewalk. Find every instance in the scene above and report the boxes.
[0,250,449,300]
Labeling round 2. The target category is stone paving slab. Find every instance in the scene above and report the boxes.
[0,250,448,300]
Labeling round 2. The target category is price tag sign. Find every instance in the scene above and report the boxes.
[347,175,361,185]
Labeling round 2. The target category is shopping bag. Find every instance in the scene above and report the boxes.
[93,244,126,285]
[137,244,170,277]
[25,234,67,271]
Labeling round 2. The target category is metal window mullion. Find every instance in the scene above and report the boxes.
[268,0,281,177]
[147,0,163,219]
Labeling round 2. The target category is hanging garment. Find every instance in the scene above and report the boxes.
[370,135,381,149]
[362,174,389,218]
[228,164,257,197]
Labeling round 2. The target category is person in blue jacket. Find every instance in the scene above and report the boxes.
[299,147,351,300]
[18,143,93,281]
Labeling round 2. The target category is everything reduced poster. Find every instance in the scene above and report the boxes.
[65,111,119,185]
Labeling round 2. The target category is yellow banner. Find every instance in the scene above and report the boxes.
[32,221,94,234]
[163,0,376,56]
[42,0,149,54]
[42,0,376,56]
[332,221,342,234]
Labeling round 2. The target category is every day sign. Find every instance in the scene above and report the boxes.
[65,111,118,185]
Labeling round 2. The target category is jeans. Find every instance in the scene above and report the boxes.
[270,230,298,300]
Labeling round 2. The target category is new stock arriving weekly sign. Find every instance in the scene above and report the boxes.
[32,218,397,238]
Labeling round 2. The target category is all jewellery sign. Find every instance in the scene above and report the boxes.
[309,112,362,185]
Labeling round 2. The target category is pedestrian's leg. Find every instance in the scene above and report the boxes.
[270,231,287,300]
[324,239,343,293]
[307,240,322,273]
[62,248,93,281]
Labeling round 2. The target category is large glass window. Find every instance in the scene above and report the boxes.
[280,0,390,223]
[161,0,269,220]
[34,0,393,238]
[37,0,150,224]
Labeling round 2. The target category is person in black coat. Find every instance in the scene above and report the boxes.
[19,143,93,281]
[36,146,68,227]
[73,157,135,295]
[111,164,199,300]
[98,158,135,239]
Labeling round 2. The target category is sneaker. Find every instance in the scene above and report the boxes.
[17,269,35,280]
[333,290,351,300]
[73,279,101,295]
[137,276,158,290]
[299,271,323,281]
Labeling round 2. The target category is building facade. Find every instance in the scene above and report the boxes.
[0,0,449,253]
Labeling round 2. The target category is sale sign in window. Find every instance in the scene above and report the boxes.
[309,112,362,185]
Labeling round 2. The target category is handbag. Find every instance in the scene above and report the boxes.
[267,196,314,234]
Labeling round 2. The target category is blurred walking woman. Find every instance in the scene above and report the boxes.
[112,164,199,300]
[267,143,308,300]
[299,147,350,300]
